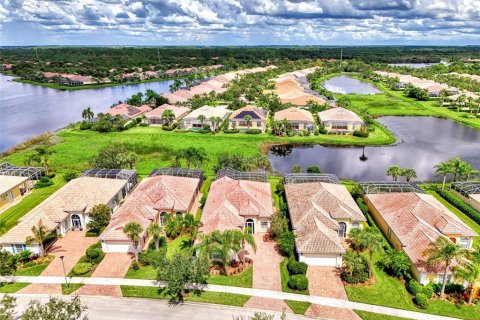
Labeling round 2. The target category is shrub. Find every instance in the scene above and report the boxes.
[288,274,309,291]
[318,127,327,134]
[62,171,78,182]
[85,230,99,237]
[147,236,167,251]
[86,247,104,264]
[306,166,322,173]
[287,259,308,275]
[34,177,53,189]
[197,129,212,134]
[79,121,92,130]
[408,280,423,296]
[72,262,92,275]
[277,231,295,257]
[438,190,480,225]
[353,130,369,137]
[140,248,166,266]
[15,250,33,264]
[223,129,240,134]
[414,293,429,309]
[423,284,434,299]
[132,262,140,271]
[245,129,262,134]
[341,254,369,284]
[162,126,174,131]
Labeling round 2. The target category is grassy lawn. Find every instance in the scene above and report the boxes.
[15,255,54,276]
[207,266,253,288]
[355,311,410,320]
[61,283,84,295]
[424,188,480,246]
[125,264,156,280]
[166,235,191,258]
[120,285,250,307]
[284,300,311,315]
[0,282,29,293]
[280,258,309,295]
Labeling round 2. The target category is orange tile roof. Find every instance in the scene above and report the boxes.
[104,103,152,119]
[200,177,275,234]
[366,192,477,273]
[101,175,201,241]
[285,182,365,254]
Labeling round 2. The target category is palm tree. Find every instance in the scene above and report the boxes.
[147,223,164,251]
[34,146,55,173]
[342,250,365,277]
[197,114,206,128]
[229,229,256,265]
[243,115,253,129]
[438,89,450,106]
[456,94,467,112]
[361,228,384,278]
[26,220,49,257]
[182,214,200,245]
[161,109,175,126]
[82,107,94,123]
[123,222,144,263]
[454,261,480,304]
[401,168,417,182]
[386,165,402,181]
[424,236,467,298]
[434,161,453,191]
[449,157,467,182]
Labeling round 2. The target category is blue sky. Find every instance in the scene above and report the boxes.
[1,0,479,46]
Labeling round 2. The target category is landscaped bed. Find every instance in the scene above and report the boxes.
[68,241,104,277]
[15,254,54,276]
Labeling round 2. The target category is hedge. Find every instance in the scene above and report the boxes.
[287,259,308,275]
[223,129,240,134]
[245,129,262,134]
[438,189,480,225]
[288,274,309,291]
[414,293,429,309]
[72,262,92,275]
[353,130,369,137]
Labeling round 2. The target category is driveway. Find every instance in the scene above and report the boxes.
[243,234,292,313]
[75,253,132,297]
[305,266,360,320]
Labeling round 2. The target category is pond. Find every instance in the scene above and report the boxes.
[388,63,438,69]
[0,74,174,152]
[323,75,381,94]
[268,116,480,181]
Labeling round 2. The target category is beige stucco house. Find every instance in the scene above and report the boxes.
[318,107,365,134]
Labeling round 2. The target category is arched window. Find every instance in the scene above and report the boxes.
[245,219,255,234]
[160,212,167,226]
[352,222,360,229]
[338,222,347,238]
[176,212,183,218]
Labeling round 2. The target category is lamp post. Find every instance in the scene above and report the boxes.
[60,255,69,289]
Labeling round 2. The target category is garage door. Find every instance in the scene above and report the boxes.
[101,241,131,253]
[300,254,341,267]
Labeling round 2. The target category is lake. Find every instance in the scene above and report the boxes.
[388,63,438,69]
[0,74,174,152]
[323,75,381,94]
[268,116,480,181]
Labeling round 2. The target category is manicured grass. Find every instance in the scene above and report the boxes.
[125,264,156,280]
[207,266,253,288]
[166,235,191,258]
[120,285,251,307]
[424,188,480,246]
[61,283,84,295]
[0,177,64,236]
[284,300,311,315]
[0,282,29,293]
[15,256,54,276]
[355,311,409,320]
[280,258,309,295]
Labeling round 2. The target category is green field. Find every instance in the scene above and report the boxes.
[0,282,29,293]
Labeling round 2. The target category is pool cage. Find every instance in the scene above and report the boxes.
[360,181,424,194]
[82,168,138,193]
[149,168,204,181]
[215,167,268,182]
[451,182,480,197]
[0,162,45,180]
[284,173,340,185]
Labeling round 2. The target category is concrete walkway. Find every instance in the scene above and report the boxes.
[0,275,459,320]
[244,234,292,313]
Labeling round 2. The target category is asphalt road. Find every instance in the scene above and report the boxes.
[9,294,313,320]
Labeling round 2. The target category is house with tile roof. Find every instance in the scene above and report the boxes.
[0,176,29,213]
[200,168,275,235]
[274,107,314,132]
[0,170,135,255]
[101,169,202,253]
[182,105,231,131]
[104,103,152,121]
[145,104,190,126]
[229,105,269,132]
[318,107,365,134]
[285,174,366,266]
[363,190,477,284]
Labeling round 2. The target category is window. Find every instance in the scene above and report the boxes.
[257,121,262,127]
[352,222,360,228]
[12,244,26,254]
[459,237,470,249]
[160,212,167,226]
[245,219,255,234]
[261,221,269,229]
[338,222,347,237]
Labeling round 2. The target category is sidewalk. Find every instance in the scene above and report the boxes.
[0,275,459,320]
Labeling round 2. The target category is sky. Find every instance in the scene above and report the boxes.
[0,0,479,46]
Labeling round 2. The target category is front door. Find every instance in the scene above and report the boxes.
[338,222,347,238]
[71,214,82,230]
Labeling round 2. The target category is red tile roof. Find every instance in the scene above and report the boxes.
[104,103,152,119]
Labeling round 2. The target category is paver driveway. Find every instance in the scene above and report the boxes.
[244,234,292,313]
[75,253,132,297]
[305,266,360,320]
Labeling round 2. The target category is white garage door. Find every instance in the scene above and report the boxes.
[102,241,131,253]
[300,254,341,267]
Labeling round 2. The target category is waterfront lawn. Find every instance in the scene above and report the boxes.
[61,283,84,295]
[207,266,253,288]
[0,282,29,293]
[284,300,311,315]
[280,258,309,295]
[120,285,251,307]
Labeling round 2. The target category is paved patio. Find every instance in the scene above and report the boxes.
[305,266,360,320]
[244,234,292,313]
[75,253,132,297]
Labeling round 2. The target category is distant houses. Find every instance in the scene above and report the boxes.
[229,105,268,131]
[274,107,314,132]
[362,182,477,285]
[318,107,365,134]
[284,174,366,266]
